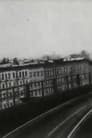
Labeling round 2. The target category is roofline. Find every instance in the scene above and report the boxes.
[0,58,89,72]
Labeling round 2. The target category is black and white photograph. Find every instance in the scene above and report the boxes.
[0,0,92,138]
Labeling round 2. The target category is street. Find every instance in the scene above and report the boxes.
[70,110,92,138]
[3,94,92,138]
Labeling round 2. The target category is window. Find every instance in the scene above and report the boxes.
[8,73,11,79]
[2,73,4,80]
[49,70,51,75]
[62,78,64,83]
[4,104,7,109]
[2,83,6,89]
[40,82,43,86]
[35,91,37,96]
[19,72,21,78]
[68,77,71,81]
[25,71,27,76]
[10,92,13,97]
[33,91,36,96]
[15,92,18,96]
[13,72,15,78]
[41,71,43,76]
[25,80,28,84]
[39,90,42,96]
[36,90,39,96]
[36,82,38,87]
[69,84,71,89]
[16,72,18,78]
[8,92,11,97]
[64,67,67,72]
[34,82,37,87]
[62,67,64,73]
[37,82,40,87]
[3,93,6,99]
[37,72,39,76]
[9,82,11,87]
[34,72,36,77]
[14,82,16,86]
[30,72,32,77]
[5,74,7,80]
[22,71,25,78]
[30,83,32,88]
[20,81,23,85]
[10,102,13,107]
[21,91,24,96]
[85,74,88,79]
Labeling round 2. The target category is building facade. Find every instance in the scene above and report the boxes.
[0,58,91,110]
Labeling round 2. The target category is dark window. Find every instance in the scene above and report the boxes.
[22,72,25,78]
[13,72,15,78]
[19,72,21,78]
[38,82,40,86]
[5,74,7,80]
[4,104,7,109]
[21,91,24,96]
[8,73,11,79]
[20,81,22,85]
[10,102,13,106]
[30,72,32,77]
[16,72,18,78]
[41,71,43,76]
[25,80,28,84]
[37,72,39,76]
[2,84,5,89]
[25,71,27,76]
[30,83,32,87]
[15,92,18,96]
[14,82,16,86]
[2,74,4,80]
[3,93,6,99]
[34,72,36,77]
[9,82,11,87]
[34,82,36,87]
[10,92,13,97]
[35,91,37,96]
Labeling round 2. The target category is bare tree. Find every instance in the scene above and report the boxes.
[13,58,19,65]
[80,50,90,59]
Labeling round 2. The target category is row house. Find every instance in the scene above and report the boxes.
[65,59,90,89]
[74,60,90,86]
[0,58,91,110]
[53,59,90,93]
[0,64,45,110]
[28,64,45,97]
[54,59,70,92]
[41,61,55,96]
[0,66,29,110]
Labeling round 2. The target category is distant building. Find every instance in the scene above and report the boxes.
[0,57,91,110]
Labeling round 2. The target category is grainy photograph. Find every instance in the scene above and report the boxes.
[0,0,92,138]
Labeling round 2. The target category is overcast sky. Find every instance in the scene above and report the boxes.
[0,0,92,58]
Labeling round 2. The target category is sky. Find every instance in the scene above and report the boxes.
[0,0,92,58]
